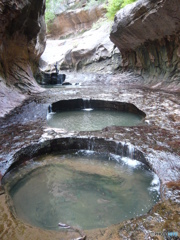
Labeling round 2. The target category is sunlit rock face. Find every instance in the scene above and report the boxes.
[48,5,106,38]
[40,22,121,74]
[0,0,46,117]
[59,22,117,71]
[110,0,180,87]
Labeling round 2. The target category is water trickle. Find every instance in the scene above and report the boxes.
[4,150,160,231]
[121,142,127,157]
[87,137,95,151]
[127,143,135,159]
[82,98,91,109]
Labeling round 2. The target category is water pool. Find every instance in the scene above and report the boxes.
[5,150,160,230]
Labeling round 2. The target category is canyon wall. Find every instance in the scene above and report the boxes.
[0,0,46,117]
[48,5,106,38]
[110,0,180,88]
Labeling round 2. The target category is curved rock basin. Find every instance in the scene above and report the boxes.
[3,138,160,231]
[47,99,146,131]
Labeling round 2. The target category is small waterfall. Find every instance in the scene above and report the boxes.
[87,137,95,151]
[57,74,66,84]
[117,142,134,159]
[113,141,124,157]
[127,143,135,159]
[121,142,127,158]
[82,99,93,110]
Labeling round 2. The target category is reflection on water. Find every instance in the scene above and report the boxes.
[47,110,143,131]
[6,151,160,230]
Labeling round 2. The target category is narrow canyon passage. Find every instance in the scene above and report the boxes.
[0,0,180,239]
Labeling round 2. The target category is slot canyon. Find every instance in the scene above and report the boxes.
[0,0,179,239]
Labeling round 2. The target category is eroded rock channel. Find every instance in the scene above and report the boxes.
[0,0,180,239]
[0,74,179,239]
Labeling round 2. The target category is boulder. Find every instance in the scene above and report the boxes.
[110,0,180,85]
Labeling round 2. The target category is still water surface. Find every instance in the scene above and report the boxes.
[47,109,143,131]
[7,151,160,230]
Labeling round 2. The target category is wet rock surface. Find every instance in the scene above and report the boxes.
[0,73,179,239]
[0,0,46,117]
[110,0,180,85]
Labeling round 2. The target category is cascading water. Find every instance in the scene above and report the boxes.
[126,143,135,159]
[82,99,93,112]
[87,137,95,151]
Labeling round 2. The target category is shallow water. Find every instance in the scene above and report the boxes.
[47,110,143,131]
[6,151,160,230]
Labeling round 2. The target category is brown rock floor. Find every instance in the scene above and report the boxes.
[0,73,179,239]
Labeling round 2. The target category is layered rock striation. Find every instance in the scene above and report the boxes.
[39,22,121,76]
[48,5,106,38]
[0,0,46,117]
[110,0,180,87]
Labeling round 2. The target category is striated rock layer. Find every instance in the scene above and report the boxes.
[39,22,121,76]
[110,0,180,88]
[0,0,46,117]
[48,5,107,38]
